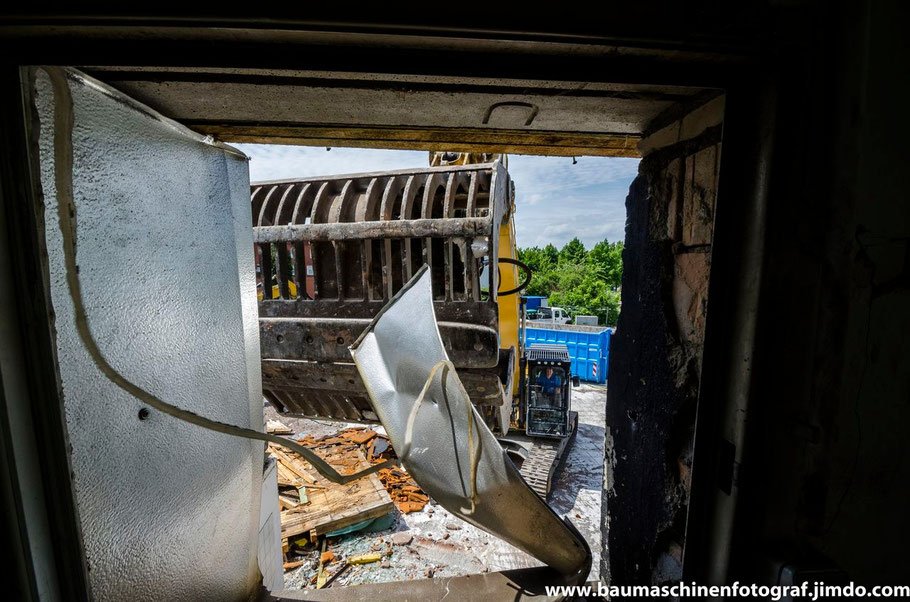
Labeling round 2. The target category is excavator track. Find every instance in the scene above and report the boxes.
[518,411,578,498]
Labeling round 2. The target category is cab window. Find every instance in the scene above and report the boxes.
[530,366,567,408]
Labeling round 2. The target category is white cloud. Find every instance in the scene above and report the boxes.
[234,144,429,182]
[234,144,638,248]
[508,155,636,248]
[507,155,639,207]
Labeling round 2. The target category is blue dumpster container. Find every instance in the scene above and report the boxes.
[525,327,610,384]
[521,296,548,312]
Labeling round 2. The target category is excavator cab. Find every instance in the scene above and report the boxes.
[524,344,576,438]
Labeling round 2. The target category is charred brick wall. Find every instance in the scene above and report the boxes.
[604,96,723,585]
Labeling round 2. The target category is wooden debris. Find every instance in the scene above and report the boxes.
[279,494,300,510]
[397,501,425,513]
[316,539,328,589]
[341,429,377,445]
[274,440,393,540]
[275,461,301,487]
[378,465,429,513]
[323,563,351,588]
[268,444,317,484]
[331,427,431,513]
[274,425,433,587]
[283,560,304,571]
[266,419,294,435]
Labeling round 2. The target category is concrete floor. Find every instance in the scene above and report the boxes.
[270,383,607,591]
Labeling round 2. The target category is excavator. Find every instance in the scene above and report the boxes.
[253,151,525,435]
[250,152,590,583]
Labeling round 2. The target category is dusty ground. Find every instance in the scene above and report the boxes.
[268,383,607,590]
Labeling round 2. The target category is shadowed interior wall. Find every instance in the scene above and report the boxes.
[731,0,910,584]
[30,67,263,600]
[605,96,723,584]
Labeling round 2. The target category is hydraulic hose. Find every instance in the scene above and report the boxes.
[497,257,533,296]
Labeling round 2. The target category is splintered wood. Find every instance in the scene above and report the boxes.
[271,426,431,558]
[378,467,430,514]
[269,438,392,542]
[374,448,429,514]
[298,427,430,515]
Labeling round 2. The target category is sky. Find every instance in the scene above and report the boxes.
[234,144,639,250]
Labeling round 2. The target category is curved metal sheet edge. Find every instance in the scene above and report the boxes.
[350,265,591,581]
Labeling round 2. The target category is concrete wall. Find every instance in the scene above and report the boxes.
[604,95,723,584]
[258,459,283,592]
[31,68,263,601]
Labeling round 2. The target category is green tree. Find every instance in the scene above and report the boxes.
[517,237,623,326]
[517,246,551,273]
[586,239,624,289]
[558,237,587,264]
[543,243,559,266]
[518,246,557,296]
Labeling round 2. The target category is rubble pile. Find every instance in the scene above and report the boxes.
[297,426,430,514]
[266,421,431,587]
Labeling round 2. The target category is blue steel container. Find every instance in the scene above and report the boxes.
[524,327,611,384]
[521,295,547,312]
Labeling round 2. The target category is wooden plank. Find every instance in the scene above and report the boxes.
[341,429,377,445]
[269,444,317,484]
[197,124,643,158]
[275,461,301,487]
[280,443,393,539]
[266,419,294,435]
[279,494,300,510]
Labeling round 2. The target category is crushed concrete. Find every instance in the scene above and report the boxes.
[269,384,607,589]
[391,532,412,546]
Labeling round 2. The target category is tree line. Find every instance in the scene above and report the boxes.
[517,237,623,326]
